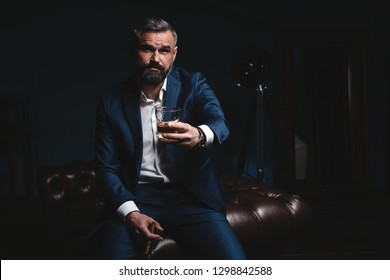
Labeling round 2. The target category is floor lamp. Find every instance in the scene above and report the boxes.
[230,46,270,183]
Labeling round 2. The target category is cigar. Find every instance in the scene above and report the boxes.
[144,222,156,256]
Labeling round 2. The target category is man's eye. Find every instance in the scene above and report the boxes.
[139,46,154,52]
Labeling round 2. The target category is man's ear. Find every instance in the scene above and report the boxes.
[173,45,178,61]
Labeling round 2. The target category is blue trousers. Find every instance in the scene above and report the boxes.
[101,183,247,260]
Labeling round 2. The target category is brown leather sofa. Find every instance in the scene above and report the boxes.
[38,160,311,259]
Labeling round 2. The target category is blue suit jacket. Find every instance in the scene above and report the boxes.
[94,67,230,213]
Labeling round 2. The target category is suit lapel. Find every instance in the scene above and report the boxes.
[163,70,185,168]
[164,70,182,107]
[120,77,143,175]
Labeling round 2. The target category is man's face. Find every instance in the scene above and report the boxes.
[135,30,177,85]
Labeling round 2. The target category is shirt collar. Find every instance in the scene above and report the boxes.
[140,78,167,103]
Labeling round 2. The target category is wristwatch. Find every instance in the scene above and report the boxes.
[197,127,207,147]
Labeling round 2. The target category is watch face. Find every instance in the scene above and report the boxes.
[197,128,206,146]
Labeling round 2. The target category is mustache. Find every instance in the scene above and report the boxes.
[144,62,164,70]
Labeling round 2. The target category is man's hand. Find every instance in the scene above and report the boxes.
[126,211,164,241]
[159,122,200,148]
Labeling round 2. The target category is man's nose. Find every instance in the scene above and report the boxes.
[151,51,160,62]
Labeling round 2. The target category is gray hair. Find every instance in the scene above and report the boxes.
[134,18,178,45]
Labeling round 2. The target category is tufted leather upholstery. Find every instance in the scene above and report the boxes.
[38,161,311,259]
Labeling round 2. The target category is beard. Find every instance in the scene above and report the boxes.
[138,62,171,85]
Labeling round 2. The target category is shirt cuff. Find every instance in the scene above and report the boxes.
[198,124,214,147]
[117,201,139,221]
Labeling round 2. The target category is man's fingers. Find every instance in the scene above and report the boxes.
[145,221,164,240]
[154,221,164,231]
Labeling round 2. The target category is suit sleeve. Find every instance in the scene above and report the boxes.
[192,72,230,145]
[94,96,135,210]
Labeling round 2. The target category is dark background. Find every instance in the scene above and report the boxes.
[1,0,388,194]
[1,0,389,259]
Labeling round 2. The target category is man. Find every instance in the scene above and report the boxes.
[94,17,246,259]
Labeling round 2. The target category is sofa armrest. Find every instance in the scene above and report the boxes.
[38,161,105,238]
[223,174,311,258]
